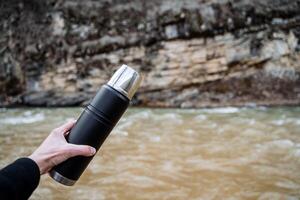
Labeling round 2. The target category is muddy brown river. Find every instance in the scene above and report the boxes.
[0,107,300,200]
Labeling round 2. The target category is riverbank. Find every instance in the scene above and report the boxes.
[1,96,300,108]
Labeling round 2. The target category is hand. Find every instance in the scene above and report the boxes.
[28,120,96,175]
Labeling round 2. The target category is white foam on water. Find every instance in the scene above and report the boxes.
[112,130,129,136]
[150,135,161,142]
[129,110,153,120]
[275,180,300,190]
[194,114,207,121]
[271,119,286,125]
[255,139,296,157]
[257,106,268,110]
[184,129,195,135]
[291,149,300,158]
[113,111,152,135]
[258,192,298,200]
[0,112,45,125]
[295,143,300,148]
[161,161,174,171]
[247,119,256,125]
[201,107,240,114]
[155,113,183,124]
[186,158,240,174]
[115,119,134,131]
[269,139,295,148]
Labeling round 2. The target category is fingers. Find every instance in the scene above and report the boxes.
[65,144,96,158]
[54,119,76,135]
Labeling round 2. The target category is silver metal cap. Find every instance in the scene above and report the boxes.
[107,65,142,100]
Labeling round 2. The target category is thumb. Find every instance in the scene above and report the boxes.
[65,144,96,158]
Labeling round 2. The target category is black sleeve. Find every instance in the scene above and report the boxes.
[0,158,40,200]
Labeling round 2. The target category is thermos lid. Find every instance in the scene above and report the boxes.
[107,65,142,100]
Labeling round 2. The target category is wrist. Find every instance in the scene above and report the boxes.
[28,154,48,175]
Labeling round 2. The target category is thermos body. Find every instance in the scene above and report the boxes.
[49,65,141,186]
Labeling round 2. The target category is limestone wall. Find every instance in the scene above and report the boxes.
[1,0,300,107]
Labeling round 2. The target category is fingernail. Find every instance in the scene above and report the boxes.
[90,147,96,155]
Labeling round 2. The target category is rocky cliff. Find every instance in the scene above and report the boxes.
[0,0,300,107]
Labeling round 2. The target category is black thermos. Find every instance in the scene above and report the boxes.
[49,65,142,186]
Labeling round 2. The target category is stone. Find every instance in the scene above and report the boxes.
[52,12,65,36]
[288,31,298,51]
[165,24,179,39]
[262,40,290,60]
[23,91,52,106]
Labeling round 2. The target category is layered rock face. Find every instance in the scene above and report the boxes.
[0,0,300,107]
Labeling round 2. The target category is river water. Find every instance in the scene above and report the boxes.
[0,107,300,200]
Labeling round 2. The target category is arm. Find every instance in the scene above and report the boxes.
[0,158,40,200]
[0,120,96,200]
